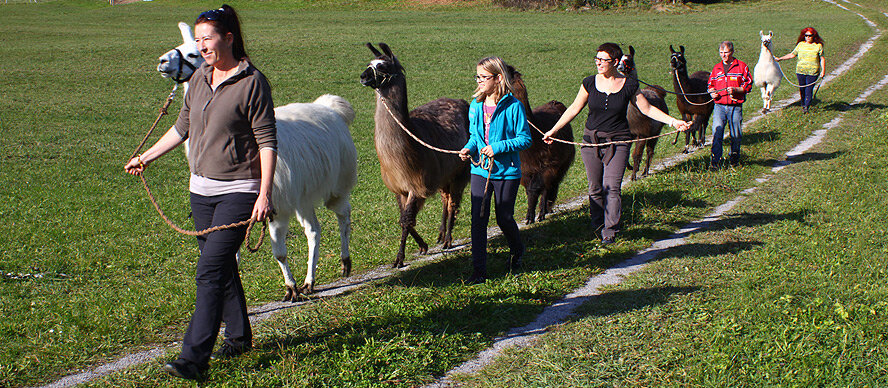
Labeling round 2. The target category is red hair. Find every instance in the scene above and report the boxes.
[797,27,824,45]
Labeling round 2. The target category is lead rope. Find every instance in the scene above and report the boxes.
[375,90,494,195]
[129,83,266,252]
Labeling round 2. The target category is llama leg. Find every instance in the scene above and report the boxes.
[644,137,658,177]
[437,191,451,244]
[444,179,467,248]
[269,216,298,302]
[295,208,322,295]
[395,193,428,267]
[630,140,644,181]
[524,176,541,224]
[325,195,352,277]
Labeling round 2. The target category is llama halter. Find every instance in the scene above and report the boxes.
[170,48,198,84]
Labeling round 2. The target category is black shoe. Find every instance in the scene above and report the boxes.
[729,153,740,167]
[467,270,487,284]
[163,358,205,381]
[708,156,721,171]
[508,246,524,272]
[601,236,615,245]
[211,341,252,360]
[802,106,809,113]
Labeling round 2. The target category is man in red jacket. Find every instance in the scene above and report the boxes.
[707,41,753,169]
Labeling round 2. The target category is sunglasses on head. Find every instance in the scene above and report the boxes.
[199,8,224,21]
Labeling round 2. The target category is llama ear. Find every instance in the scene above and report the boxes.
[759,30,764,37]
[669,44,675,53]
[680,45,685,54]
[769,30,773,36]
[366,43,382,58]
[379,43,395,59]
[629,45,635,57]
[178,22,194,44]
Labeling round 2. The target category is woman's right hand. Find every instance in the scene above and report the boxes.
[458,148,471,161]
[542,130,556,144]
[124,156,147,175]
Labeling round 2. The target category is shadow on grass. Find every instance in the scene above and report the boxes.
[569,285,700,321]
[787,150,843,163]
[819,101,888,113]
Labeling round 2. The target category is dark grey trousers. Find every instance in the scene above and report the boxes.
[581,143,630,239]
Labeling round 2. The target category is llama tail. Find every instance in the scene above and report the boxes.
[314,94,355,126]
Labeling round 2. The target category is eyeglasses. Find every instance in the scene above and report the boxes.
[594,57,615,63]
[198,8,224,21]
[804,34,814,37]
[474,74,495,82]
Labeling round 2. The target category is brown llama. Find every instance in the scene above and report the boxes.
[617,46,670,181]
[669,45,714,153]
[506,65,575,224]
[360,43,470,268]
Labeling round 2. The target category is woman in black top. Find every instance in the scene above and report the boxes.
[544,43,688,244]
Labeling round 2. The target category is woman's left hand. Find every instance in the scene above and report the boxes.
[672,119,691,132]
[479,145,494,158]
[252,193,274,222]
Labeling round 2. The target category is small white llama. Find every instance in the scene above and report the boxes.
[754,30,782,113]
[156,23,358,301]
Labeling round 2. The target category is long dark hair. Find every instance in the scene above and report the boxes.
[796,27,824,45]
[196,4,248,61]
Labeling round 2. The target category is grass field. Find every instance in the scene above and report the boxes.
[0,0,882,386]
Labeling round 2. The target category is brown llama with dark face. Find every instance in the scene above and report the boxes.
[618,46,669,181]
[670,45,714,153]
[360,43,470,267]
[506,65,575,224]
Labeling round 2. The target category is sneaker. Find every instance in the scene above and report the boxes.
[729,153,740,167]
[163,358,205,381]
[211,341,252,360]
[802,106,809,113]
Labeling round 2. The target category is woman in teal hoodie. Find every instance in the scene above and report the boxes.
[459,56,532,284]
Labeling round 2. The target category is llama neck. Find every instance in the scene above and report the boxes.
[759,44,774,62]
[672,68,691,101]
[373,81,417,154]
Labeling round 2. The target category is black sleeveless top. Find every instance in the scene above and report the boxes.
[582,75,639,140]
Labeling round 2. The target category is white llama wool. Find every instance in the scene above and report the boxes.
[754,30,783,113]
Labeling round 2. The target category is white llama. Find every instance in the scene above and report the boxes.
[157,23,358,301]
[754,30,782,113]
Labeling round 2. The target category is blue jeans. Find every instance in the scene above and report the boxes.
[797,73,818,108]
[711,103,743,163]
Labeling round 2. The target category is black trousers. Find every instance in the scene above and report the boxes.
[180,192,256,367]
[581,143,630,239]
[470,174,523,274]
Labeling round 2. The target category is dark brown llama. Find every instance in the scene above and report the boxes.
[669,45,714,153]
[617,46,669,181]
[506,65,575,224]
[360,43,470,268]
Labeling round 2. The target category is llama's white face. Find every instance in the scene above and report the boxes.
[157,23,203,83]
[760,31,773,49]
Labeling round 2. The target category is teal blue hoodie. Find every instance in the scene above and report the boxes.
[463,93,532,180]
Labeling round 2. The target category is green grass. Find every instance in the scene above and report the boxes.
[0,0,880,386]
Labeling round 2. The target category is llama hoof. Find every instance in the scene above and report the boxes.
[282,286,298,302]
[762,108,769,114]
[340,257,352,277]
[298,283,315,295]
[392,255,405,268]
[417,243,429,255]
[441,237,453,250]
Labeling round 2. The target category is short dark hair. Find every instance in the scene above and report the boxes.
[597,42,623,61]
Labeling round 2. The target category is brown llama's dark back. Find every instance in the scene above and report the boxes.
[508,67,576,224]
